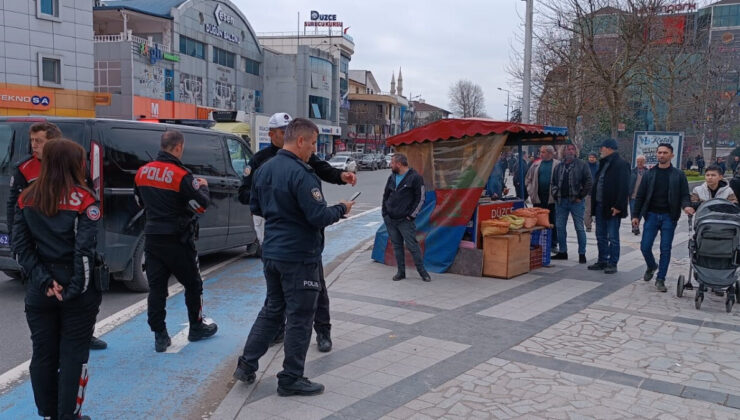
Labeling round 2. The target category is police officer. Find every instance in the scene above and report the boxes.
[134,130,217,352]
[232,118,354,396]
[6,122,108,351]
[238,112,356,353]
[14,139,102,420]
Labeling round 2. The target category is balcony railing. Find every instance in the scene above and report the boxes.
[94,32,171,53]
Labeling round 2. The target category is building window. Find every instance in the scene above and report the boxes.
[37,0,61,21]
[713,5,740,28]
[213,47,235,68]
[244,57,260,76]
[179,35,205,60]
[309,95,331,120]
[38,53,63,87]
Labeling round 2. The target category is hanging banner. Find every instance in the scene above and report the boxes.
[632,131,684,168]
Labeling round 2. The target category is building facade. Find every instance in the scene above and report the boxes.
[93,0,263,123]
[0,0,100,117]
[259,30,354,154]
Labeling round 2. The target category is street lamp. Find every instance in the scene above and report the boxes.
[521,0,533,124]
[498,87,511,121]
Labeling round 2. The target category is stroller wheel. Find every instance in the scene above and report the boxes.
[726,296,735,313]
[695,292,704,310]
[677,275,685,298]
[735,281,740,303]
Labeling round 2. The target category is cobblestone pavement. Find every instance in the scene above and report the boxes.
[212,216,740,419]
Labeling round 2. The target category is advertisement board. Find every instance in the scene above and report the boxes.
[632,131,684,168]
[253,114,271,151]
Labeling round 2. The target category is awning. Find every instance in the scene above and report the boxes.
[212,122,251,136]
[386,118,568,147]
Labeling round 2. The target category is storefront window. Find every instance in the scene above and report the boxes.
[309,95,332,120]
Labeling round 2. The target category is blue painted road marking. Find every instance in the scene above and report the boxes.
[0,209,382,419]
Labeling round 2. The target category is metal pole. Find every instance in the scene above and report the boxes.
[522,0,533,124]
[506,91,510,121]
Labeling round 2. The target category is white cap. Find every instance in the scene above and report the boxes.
[268,112,292,129]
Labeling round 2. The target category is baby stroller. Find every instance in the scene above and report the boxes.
[677,198,740,312]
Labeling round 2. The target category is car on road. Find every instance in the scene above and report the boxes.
[0,117,259,292]
[328,155,357,172]
[374,153,387,169]
[358,154,378,170]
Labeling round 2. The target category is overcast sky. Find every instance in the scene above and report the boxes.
[234,0,526,120]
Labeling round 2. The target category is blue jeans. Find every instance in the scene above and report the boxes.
[555,199,586,255]
[595,202,621,265]
[640,212,677,280]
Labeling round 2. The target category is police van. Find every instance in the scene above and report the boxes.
[0,117,258,291]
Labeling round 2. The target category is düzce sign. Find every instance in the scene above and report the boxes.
[305,10,342,27]
[0,89,53,110]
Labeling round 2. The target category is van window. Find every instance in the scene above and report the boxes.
[225,137,253,176]
[104,128,162,186]
[0,125,14,173]
[181,133,228,177]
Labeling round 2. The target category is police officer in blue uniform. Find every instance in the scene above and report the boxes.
[232,118,354,396]
[238,112,356,353]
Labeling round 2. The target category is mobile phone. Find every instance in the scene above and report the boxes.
[349,191,361,201]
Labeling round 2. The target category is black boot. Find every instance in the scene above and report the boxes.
[552,252,568,260]
[277,377,325,397]
[579,254,587,264]
[90,336,107,350]
[188,321,218,342]
[316,330,332,352]
[418,268,431,282]
[233,359,256,384]
[154,330,171,353]
[393,270,405,281]
[587,261,607,270]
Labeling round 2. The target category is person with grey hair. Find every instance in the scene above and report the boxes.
[629,155,648,235]
[525,145,560,252]
[382,153,431,282]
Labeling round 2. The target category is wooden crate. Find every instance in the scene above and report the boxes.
[483,232,531,278]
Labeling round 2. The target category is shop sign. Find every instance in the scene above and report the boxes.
[138,43,164,65]
[163,52,180,62]
[640,2,697,15]
[0,89,52,110]
[205,23,240,44]
[316,124,341,135]
[305,10,342,27]
[214,4,235,26]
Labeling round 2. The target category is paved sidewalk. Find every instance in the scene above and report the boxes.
[212,216,740,419]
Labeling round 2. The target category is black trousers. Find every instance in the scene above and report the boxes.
[26,284,101,420]
[145,235,203,332]
[271,261,330,337]
[384,217,426,274]
[240,258,320,385]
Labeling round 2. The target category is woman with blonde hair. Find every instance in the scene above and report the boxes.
[13,139,101,420]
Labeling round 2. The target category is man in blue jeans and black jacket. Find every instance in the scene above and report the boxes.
[382,153,431,282]
[551,144,593,264]
[632,143,694,292]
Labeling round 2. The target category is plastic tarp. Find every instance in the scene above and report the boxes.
[372,134,507,272]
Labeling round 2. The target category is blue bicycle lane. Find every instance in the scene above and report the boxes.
[0,209,382,419]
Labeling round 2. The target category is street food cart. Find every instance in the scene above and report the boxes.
[371,118,568,277]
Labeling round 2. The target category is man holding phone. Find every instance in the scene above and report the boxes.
[237,113,356,354]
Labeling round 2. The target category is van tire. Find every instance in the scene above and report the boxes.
[125,238,149,292]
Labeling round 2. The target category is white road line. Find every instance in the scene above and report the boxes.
[334,206,380,225]
[0,253,242,392]
[363,221,381,227]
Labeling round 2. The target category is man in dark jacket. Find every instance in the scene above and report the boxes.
[588,138,631,274]
[632,143,694,292]
[584,153,599,232]
[696,154,705,174]
[382,153,431,282]
[551,144,592,263]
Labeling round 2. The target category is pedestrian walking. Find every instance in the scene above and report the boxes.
[584,153,599,232]
[629,155,648,235]
[696,154,705,174]
[686,157,693,171]
[382,153,431,282]
[134,130,217,352]
[551,144,592,263]
[6,122,107,351]
[232,118,353,397]
[716,157,727,175]
[525,145,560,252]
[238,112,356,353]
[632,143,694,292]
[13,139,102,420]
[588,138,630,274]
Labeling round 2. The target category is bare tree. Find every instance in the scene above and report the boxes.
[448,80,487,118]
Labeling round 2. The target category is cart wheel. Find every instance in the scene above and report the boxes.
[695,292,704,310]
[677,275,685,298]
